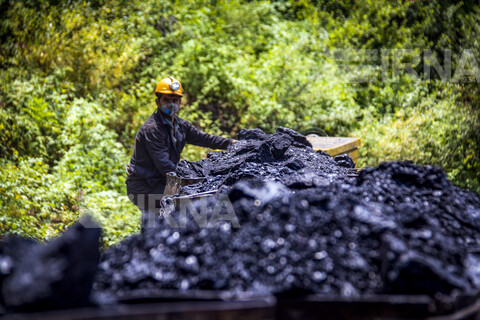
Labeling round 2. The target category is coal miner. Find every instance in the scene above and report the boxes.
[126,77,235,228]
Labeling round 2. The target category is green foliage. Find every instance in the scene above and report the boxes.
[1,1,479,244]
[55,98,128,193]
[79,191,140,247]
[0,71,72,162]
[0,1,143,95]
[0,158,78,239]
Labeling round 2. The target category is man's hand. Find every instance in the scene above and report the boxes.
[231,139,238,144]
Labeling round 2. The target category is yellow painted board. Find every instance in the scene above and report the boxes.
[306,136,361,156]
[348,149,359,160]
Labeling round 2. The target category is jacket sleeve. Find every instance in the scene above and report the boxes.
[144,129,176,175]
[184,121,232,150]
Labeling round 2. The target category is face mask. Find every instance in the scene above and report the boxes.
[159,102,179,117]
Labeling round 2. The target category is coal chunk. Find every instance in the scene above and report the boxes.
[334,154,355,168]
[275,127,312,148]
[0,236,37,308]
[238,128,268,140]
[270,133,293,159]
[384,250,471,295]
[175,160,205,178]
[1,216,101,311]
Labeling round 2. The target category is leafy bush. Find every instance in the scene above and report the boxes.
[0,158,78,239]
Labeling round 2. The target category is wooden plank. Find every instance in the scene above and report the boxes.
[306,136,361,156]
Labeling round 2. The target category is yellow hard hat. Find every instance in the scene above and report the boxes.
[154,76,184,96]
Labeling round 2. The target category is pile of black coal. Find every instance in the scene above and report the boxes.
[4,127,480,312]
[175,127,354,195]
[94,160,480,298]
[0,216,101,312]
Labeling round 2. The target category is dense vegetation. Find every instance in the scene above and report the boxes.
[1,0,479,245]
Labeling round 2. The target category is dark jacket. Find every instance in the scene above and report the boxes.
[126,110,232,188]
